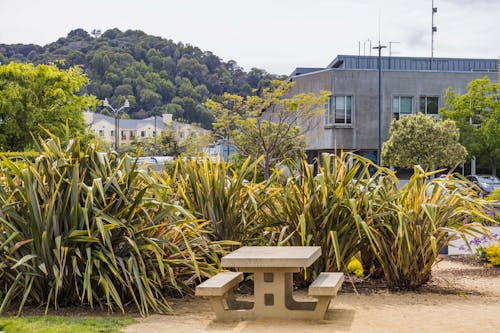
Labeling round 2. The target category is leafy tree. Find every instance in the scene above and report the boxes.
[139,88,162,109]
[91,51,110,75]
[0,62,97,151]
[134,128,183,156]
[180,131,213,156]
[66,28,91,40]
[177,56,208,83]
[194,84,210,100]
[206,80,329,179]
[381,113,467,169]
[440,77,500,175]
[178,77,197,99]
[166,103,184,118]
[114,83,134,97]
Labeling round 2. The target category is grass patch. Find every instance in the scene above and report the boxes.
[0,316,135,333]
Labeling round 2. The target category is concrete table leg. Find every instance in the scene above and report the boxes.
[209,268,333,321]
[245,268,330,319]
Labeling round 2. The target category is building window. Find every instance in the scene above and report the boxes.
[153,131,157,137]
[130,131,135,139]
[393,96,413,120]
[141,131,146,137]
[111,130,115,137]
[98,129,104,136]
[325,98,333,125]
[334,96,352,124]
[419,96,439,115]
[121,130,126,139]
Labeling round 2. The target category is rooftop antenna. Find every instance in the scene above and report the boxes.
[389,42,400,56]
[431,0,437,58]
[388,41,400,70]
[363,39,372,56]
[378,8,382,44]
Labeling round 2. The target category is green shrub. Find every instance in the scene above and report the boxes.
[0,151,39,159]
[174,155,270,244]
[361,166,492,290]
[347,258,364,278]
[486,188,500,201]
[0,134,225,315]
[263,152,394,282]
[486,244,500,266]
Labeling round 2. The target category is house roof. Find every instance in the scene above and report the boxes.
[88,112,167,130]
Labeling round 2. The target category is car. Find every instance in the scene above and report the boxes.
[466,175,500,196]
[426,174,476,197]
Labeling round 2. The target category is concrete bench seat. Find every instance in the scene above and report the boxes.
[309,272,344,297]
[195,272,243,297]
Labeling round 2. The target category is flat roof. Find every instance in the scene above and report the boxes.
[328,55,498,72]
[289,67,325,76]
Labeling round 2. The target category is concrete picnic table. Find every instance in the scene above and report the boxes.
[196,246,343,321]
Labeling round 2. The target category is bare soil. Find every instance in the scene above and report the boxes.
[124,255,500,333]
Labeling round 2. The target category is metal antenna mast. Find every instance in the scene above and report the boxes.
[431,0,437,58]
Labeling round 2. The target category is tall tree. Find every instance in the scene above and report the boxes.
[0,62,98,151]
[207,80,329,179]
[440,77,500,175]
[381,113,467,170]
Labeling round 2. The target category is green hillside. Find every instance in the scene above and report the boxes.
[0,28,284,128]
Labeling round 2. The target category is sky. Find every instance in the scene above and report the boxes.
[0,0,498,75]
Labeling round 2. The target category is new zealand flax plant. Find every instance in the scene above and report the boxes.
[262,152,395,282]
[0,133,226,315]
[359,167,493,290]
[173,155,274,245]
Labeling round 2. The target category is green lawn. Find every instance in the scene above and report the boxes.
[0,316,135,333]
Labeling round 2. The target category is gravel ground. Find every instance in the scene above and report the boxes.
[124,255,500,333]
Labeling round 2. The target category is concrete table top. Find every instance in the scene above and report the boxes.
[221,246,321,268]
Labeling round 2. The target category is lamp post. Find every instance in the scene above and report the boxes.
[373,43,386,166]
[102,98,129,150]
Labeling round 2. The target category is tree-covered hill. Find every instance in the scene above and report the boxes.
[0,28,284,128]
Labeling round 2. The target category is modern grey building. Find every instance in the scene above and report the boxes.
[288,55,498,164]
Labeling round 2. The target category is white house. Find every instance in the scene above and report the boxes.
[84,112,208,146]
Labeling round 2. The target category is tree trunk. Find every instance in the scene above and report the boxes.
[264,156,271,180]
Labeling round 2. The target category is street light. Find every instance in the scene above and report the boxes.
[102,98,129,150]
[373,43,386,166]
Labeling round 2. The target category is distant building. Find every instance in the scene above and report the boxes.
[205,138,236,162]
[84,112,208,146]
[288,55,498,164]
